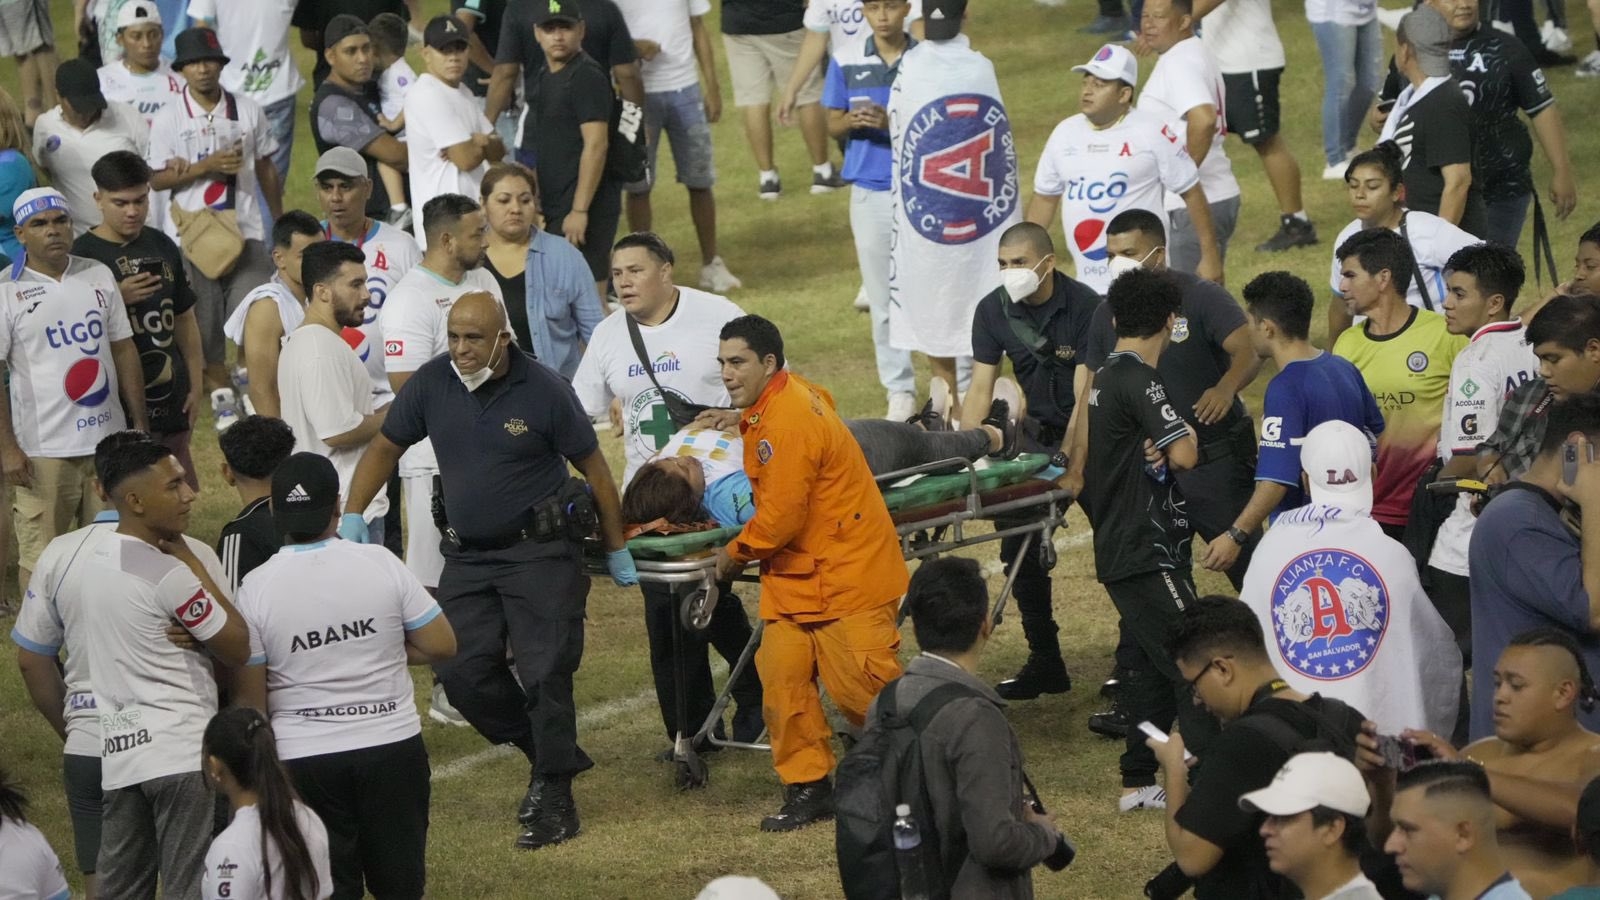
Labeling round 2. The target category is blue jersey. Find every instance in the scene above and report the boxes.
[1258,352,1386,513]
[821,34,915,192]
[704,471,756,528]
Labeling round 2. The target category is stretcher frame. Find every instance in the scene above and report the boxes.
[589,456,1074,789]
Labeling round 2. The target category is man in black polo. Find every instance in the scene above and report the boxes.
[309,15,409,221]
[957,221,1097,701]
[342,292,637,852]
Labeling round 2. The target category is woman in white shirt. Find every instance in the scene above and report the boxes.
[201,708,332,900]
[0,772,70,900]
[1327,141,1479,343]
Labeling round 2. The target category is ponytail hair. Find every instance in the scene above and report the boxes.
[1344,141,1405,191]
[0,768,30,833]
[203,709,321,900]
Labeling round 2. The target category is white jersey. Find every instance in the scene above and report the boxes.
[804,0,923,53]
[403,75,493,252]
[202,803,333,900]
[277,325,388,523]
[326,219,421,408]
[147,86,279,243]
[8,513,120,756]
[1139,35,1241,211]
[32,102,150,236]
[654,427,744,486]
[1033,108,1200,294]
[1243,503,1462,736]
[1430,320,1539,576]
[79,534,230,790]
[98,60,186,128]
[572,289,743,484]
[614,0,711,95]
[223,276,302,350]
[186,0,304,109]
[238,540,440,760]
[0,816,70,900]
[1328,213,1478,312]
[379,264,503,476]
[378,59,417,126]
[0,256,134,458]
[1200,0,1286,74]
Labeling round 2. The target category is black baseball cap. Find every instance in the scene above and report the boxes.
[55,58,106,117]
[172,26,229,69]
[270,452,342,541]
[922,0,967,40]
[531,0,584,27]
[324,14,368,50]
[423,14,470,50]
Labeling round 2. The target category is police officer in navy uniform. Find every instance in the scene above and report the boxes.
[342,291,638,852]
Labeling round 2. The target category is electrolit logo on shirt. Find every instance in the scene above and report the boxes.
[628,352,683,379]
[1065,173,1130,262]
[1270,549,1390,682]
[900,95,1019,245]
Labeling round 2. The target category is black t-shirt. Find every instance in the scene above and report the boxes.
[1389,80,1487,237]
[1381,27,1555,203]
[293,0,409,88]
[969,271,1098,432]
[721,0,805,35]
[1082,351,1193,583]
[217,497,278,594]
[1175,695,1366,900]
[527,54,614,217]
[453,0,507,99]
[499,0,638,114]
[71,228,197,435]
[487,255,532,350]
[1083,270,1249,446]
[309,79,392,216]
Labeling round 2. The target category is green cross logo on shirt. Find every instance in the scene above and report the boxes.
[640,403,677,450]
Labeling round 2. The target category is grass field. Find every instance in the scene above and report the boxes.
[2,1,1598,897]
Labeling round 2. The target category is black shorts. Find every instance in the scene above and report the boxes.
[1222,68,1282,145]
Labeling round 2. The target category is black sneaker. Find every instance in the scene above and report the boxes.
[732,704,766,744]
[1533,46,1577,66]
[1087,705,1131,739]
[982,397,1020,460]
[1255,215,1319,252]
[810,167,847,194]
[759,778,834,832]
[758,174,781,201]
[516,768,542,826]
[515,777,580,849]
[995,655,1072,700]
[1078,14,1129,33]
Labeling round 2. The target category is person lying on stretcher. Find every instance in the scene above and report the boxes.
[621,388,1022,529]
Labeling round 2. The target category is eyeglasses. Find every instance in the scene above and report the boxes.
[1184,656,1230,696]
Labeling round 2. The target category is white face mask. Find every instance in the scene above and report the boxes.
[1002,257,1051,303]
[452,337,503,391]
[1108,246,1160,280]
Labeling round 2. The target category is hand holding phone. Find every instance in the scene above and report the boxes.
[1138,721,1195,761]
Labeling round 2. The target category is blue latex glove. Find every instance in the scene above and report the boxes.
[338,513,370,543]
[606,548,639,586]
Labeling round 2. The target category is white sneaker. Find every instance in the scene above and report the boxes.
[1578,50,1600,77]
[1376,5,1407,30]
[886,391,918,422]
[1119,784,1168,812]
[211,388,239,432]
[699,256,743,293]
[1543,20,1573,52]
[852,285,869,311]
[1322,155,1354,181]
[428,681,471,727]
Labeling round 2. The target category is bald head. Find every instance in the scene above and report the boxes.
[1000,222,1054,259]
[448,291,508,333]
[447,292,511,379]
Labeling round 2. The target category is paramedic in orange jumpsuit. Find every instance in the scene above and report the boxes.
[712,314,908,833]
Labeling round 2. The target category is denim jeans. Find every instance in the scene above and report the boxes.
[1310,18,1384,167]
[1483,191,1533,251]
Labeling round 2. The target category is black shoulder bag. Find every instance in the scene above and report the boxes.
[1399,212,1434,312]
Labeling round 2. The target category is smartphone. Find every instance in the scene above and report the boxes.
[849,95,874,113]
[1562,440,1595,486]
[1376,734,1436,771]
[1377,98,1397,114]
[1137,721,1195,761]
[135,257,166,279]
[1425,477,1489,496]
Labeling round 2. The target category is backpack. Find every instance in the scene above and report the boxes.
[835,679,977,900]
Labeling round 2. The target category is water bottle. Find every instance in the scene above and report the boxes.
[892,804,932,900]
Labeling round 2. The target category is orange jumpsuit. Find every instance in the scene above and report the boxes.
[727,370,909,785]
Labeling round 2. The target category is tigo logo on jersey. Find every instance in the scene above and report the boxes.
[1065,173,1129,262]
[1270,550,1389,682]
[64,358,112,408]
[901,95,1019,245]
[46,309,106,353]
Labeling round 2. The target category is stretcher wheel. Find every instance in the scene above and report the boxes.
[675,753,708,790]
[1038,537,1058,572]
[681,582,719,632]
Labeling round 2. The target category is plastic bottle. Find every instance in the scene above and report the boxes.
[892,803,931,900]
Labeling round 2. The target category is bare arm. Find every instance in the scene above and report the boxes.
[1165,429,1201,472]
[1436,163,1472,227]
[444,138,490,172]
[386,371,416,395]
[1192,324,1260,425]
[345,432,406,516]
[362,133,409,169]
[404,615,457,665]
[691,16,722,123]
[16,649,68,740]
[1180,184,1224,284]
[109,338,148,432]
[0,361,30,487]
[1025,193,1061,229]
[1183,105,1217,167]
[826,107,852,140]
[562,120,610,246]
[321,410,388,449]
[241,304,284,419]
[1059,366,1093,496]
[1160,753,1227,877]
[455,10,497,77]
[255,157,283,220]
[612,62,646,108]
[573,447,627,552]
[1530,106,1577,220]
[486,62,521,123]
[176,309,204,427]
[149,150,229,193]
[778,30,831,124]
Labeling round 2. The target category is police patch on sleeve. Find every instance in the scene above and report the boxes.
[756,440,773,465]
[1269,550,1389,681]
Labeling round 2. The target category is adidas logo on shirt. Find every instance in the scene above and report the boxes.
[285,484,311,503]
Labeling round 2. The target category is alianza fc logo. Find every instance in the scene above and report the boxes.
[900,95,1018,245]
[1270,549,1390,681]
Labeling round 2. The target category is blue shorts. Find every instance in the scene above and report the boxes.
[625,83,716,194]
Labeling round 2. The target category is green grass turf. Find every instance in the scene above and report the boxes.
[2,0,1598,896]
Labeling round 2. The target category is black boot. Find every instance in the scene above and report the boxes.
[996,653,1072,701]
[516,767,542,826]
[515,776,580,849]
[1087,700,1131,739]
[759,777,834,832]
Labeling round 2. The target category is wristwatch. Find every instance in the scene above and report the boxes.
[1225,526,1249,545]
[1049,451,1071,470]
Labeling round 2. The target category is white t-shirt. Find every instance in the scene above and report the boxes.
[378,59,417,126]
[9,515,120,756]
[403,75,492,252]
[654,426,744,486]
[572,289,743,484]
[1429,320,1539,576]
[146,86,279,242]
[203,803,333,900]
[0,817,70,900]
[804,0,923,53]
[327,219,421,407]
[223,276,302,353]
[32,102,150,236]
[0,257,134,458]
[1138,36,1241,210]
[79,533,230,790]
[238,540,440,760]
[615,0,710,95]
[186,0,304,109]
[1033,109,1200,294]
[1243,504,1462,736]
[1328,213,1479,312]
[98,60,186,129]
[379,264,503,476]
[1200,0,1286,74]
[1305,0,1377,26]
[278,324,388,522]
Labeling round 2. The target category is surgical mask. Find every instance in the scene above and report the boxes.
[1107,246,1160,279]
[452,337,503,391]
[1002,257,1051,302]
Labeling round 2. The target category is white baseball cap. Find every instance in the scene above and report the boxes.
[1072,44,1139,87]
[1299,420,1374,508]
[1238,752,1371,818]
[12,187,70,226]
[115,0,162,32]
